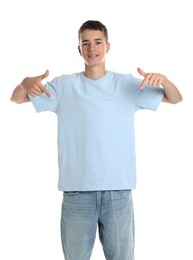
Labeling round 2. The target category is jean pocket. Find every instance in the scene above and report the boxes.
[63,191,80,196]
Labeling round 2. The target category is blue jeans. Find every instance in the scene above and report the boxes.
[61,190,135,260]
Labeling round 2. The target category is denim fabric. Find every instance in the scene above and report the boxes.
[61,190,135,260]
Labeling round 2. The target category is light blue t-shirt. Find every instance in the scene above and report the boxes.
[29,71,164,191]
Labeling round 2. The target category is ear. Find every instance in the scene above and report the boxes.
[78,46,82,56]
[106,42,110,53]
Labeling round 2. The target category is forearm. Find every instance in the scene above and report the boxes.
[162,78,183,104]
[10,84,30,104]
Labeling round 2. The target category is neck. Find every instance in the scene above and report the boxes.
[84,64,107,80]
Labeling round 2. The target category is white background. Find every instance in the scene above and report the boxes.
[0,0,192,259]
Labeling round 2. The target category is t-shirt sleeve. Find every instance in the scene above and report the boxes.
[129,75,164,111]
[135,85,164,111]
[28,81,58,113]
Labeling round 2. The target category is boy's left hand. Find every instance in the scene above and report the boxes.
[137,67,166,89]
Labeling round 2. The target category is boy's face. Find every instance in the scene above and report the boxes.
[78,29,110,67]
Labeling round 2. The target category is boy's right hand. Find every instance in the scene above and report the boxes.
[21,70,51,97]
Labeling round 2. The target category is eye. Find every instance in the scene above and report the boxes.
[96,41,102,45]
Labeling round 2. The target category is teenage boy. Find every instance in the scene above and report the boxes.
[11,20,182,260]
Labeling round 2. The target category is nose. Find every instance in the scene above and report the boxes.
[89,43,96,52]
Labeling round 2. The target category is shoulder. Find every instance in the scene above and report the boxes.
[46,72,81,90]
[108,71,131,79]
[108,71,140,84]
[109,71,142,88]
[50,72,81,83]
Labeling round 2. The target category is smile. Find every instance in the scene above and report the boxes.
[88,54,99,58]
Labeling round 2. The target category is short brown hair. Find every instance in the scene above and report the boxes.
[78,20,108,42]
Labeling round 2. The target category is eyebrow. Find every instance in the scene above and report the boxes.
[82,38,103,43]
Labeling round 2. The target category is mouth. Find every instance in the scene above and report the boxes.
[88,53,99,58]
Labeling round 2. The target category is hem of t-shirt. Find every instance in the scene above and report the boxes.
[58,186,136,192]
[60,188,135,192]
[62,189,134,193]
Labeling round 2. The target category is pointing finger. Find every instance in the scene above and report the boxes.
[140,73,151,89]
[140,79,146,89]
[40,85,51,97]
[37,70,50,97]
[36,81,51,97]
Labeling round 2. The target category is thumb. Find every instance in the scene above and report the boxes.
[40,69,49,80]
[137,67,147,77]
